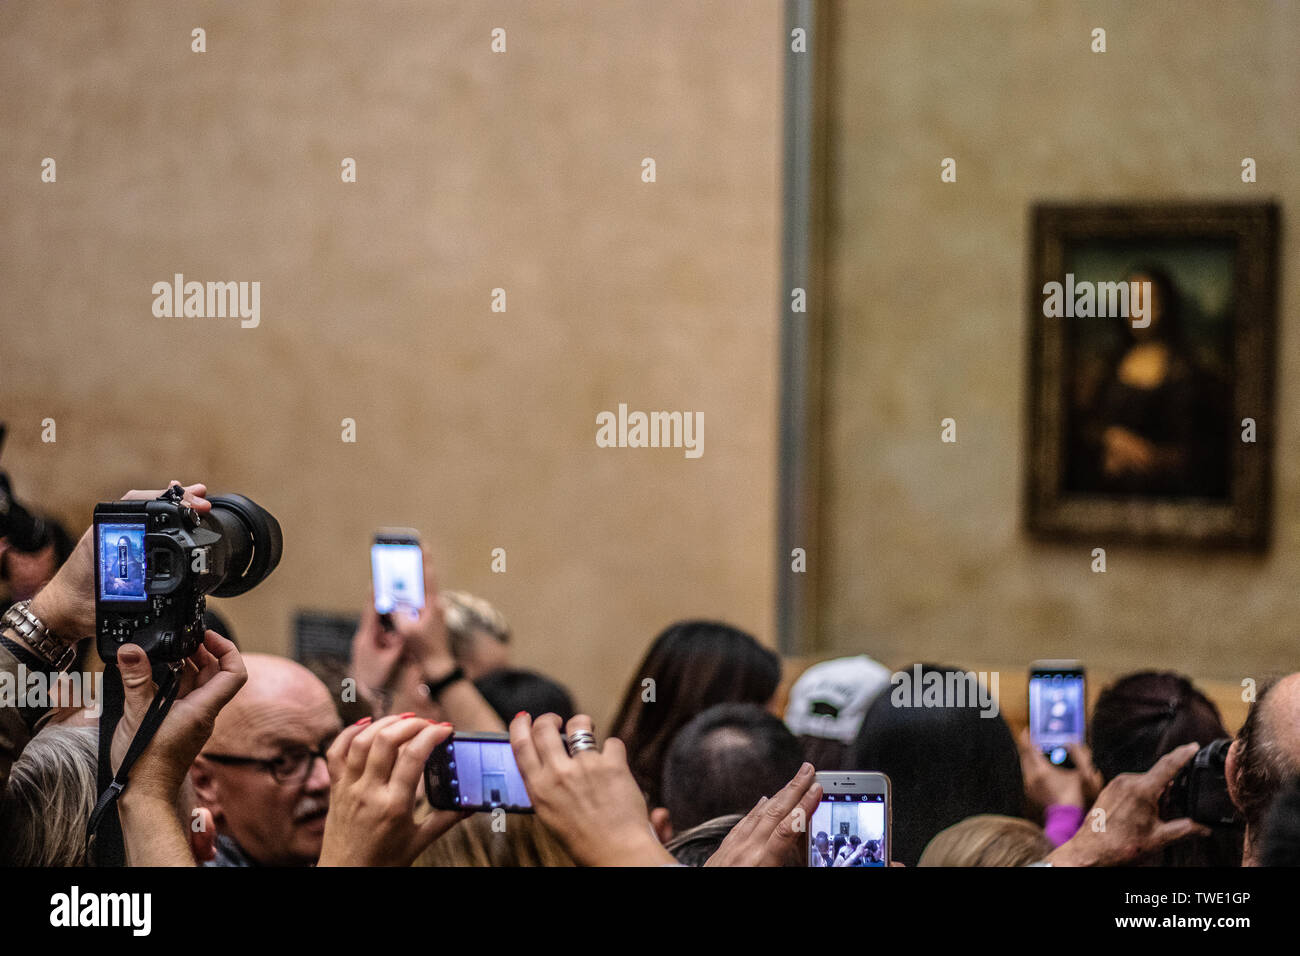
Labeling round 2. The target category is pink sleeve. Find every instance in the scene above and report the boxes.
[1043,804,1086,847]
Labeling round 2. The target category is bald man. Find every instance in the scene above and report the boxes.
[189,653,342,866]
[1227,672,1300,866]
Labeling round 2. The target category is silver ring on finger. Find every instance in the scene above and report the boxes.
[565,730,598,756]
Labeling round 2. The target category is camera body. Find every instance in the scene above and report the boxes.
[1161,738,1242,828]
[94,488,282,663]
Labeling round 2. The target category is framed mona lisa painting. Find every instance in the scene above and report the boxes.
[1025,203,1278,549]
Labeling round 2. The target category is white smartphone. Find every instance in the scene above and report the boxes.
[809,771,891,867]
[371,529,424,617]
[1028,659,1086,767]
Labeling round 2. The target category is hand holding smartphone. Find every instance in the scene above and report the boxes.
[1028,660,1086,767]
[808,772,890,867]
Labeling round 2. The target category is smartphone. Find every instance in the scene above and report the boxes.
[1028,660,1086,767]
[424,732,533,813]
[370,529,424,617]
[808,772,890,867]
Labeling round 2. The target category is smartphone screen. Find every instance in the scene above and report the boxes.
[1029,664,1086,766]
[371,533,424,615]
[809,776,889,867]
[96,519,148,602]
[424,733,533,813]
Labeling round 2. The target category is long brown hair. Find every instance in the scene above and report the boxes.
[608,620,780,807]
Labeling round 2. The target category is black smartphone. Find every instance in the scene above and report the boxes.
[1028,659,1086,767]
[424,732,534,813]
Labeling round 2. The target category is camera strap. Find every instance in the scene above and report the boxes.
[87,661,183,865]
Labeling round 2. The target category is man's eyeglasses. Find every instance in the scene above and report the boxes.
[201,743,332,785]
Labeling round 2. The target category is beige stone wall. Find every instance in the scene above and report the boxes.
[0,1,783,720]
[819,0,1300,684]
[7,0,1290,724]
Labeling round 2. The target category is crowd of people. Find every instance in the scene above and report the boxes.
[2,480,1299,867]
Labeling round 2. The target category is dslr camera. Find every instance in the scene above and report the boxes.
[93,485,282,662]
[1160,738,1242,828]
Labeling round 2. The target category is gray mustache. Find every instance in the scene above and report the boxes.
[292,795,329,822]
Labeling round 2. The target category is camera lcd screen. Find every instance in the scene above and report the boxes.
[1029,673,1086,764]
[444,737,531,811]
[371,542,425,615]
[809,793,886,867]
[98,521,147,602]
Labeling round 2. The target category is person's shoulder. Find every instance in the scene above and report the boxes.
[205,834,256,867]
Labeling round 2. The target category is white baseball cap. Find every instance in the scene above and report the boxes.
[784,654,892,744]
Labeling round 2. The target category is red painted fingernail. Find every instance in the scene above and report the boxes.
[439,721,453,727]
[354,717,372,727]
[514,711,528,720]
[399,712,415,719]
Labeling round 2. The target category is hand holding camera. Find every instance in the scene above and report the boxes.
[111,629,248,865]
[25,482,212,654]
[1046,742,1211,867]
[111,629,247,802]
[93,483,281,663]
[1159,737,1241,827]
[76,480,281,864]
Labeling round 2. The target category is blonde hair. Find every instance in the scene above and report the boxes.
[415,812,574,867]
[0,724,98,866]
[917,814,1052,868]
[442,591,509,644]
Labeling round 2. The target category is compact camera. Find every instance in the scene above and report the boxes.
[93,486,282,662]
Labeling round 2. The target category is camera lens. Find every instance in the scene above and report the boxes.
[205,494,284,597]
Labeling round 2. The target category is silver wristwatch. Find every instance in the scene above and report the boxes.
[2,599,76,671]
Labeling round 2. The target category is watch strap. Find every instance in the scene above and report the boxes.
[0,631,53,672]
[423,666,466,701]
